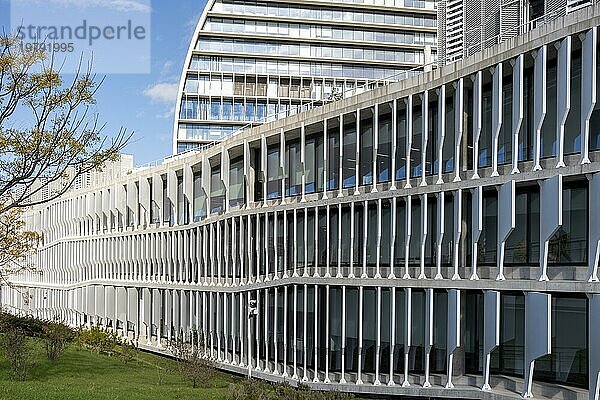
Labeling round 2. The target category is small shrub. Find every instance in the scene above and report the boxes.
[170,330,215,388]
[0,311,45,336]
[227,380,354,400]
[42,320,75,361]
[0,328,33,381]
[117,341,138,364]
[76,325,119,356]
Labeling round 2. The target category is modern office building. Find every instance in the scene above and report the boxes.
[5,3,600,400]
[173,0,437,153]
[437,0,596,65]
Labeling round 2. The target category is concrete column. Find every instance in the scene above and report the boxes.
[340,285,347,384]
[372,103,379,193]
[323,118,329,199]
[301,123,307,202]
[581,28,597,165]
[389,198,397,279]
[523,292,552,398]
[482,290,500,390]
[338,113,344,198]
[418,194,428,279]
[302,284,308,381]
[588,294,600,400]
[264,288,269,372]
[423,288,433,388]
[375,199,382,279]
[472,71,482,179]
[391,99,398,190]
[357,286,364,385]
[421,90,429,187]
[292,285,298,379]
[374,286,382,385]
[354,109,360,196]
[445,289,460,388]
[273,287,279,375]
[471,186,483,280]
[402,288,412,387]
[437,84,446,185]
[539,175,563,281]
[264,212,270,281]
[497,181,516,281]
[403,196,412,279]
[313,206,320,278]
[556,36,571,169]
[361,201,368,279]
[280,128,286,205]
[452,190,462,280]
[405,95,413,189]
[284,210,289,279]
[273,211,281,280]
[388,286,396,386]
[262,134,268,206]
[303,208,309,278]
[313,284,319,383]
[511,54,524,174]
[293,209,299,278]
[491,63,503,177]
[588,173,600,281]
[533,45,547,171]
[454,79,464,182]
[282,286,288,377]
[325,285,331,383]
[435,192,445,279]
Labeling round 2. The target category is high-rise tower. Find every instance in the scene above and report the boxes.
[173,0,437,153]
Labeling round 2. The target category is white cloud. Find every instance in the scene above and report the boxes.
[143,82,179,105]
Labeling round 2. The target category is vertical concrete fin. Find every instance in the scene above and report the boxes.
[523,292,552,398]
[497,180,516,280]
[588,173,600,281]
[482,290,500,390]
[581,27,597,164]
[556,36,572,168]
[533,45,547,171]
[539,175,563,281]
[512,54,524,174]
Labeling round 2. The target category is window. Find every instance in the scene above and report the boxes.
[548,182,587,265]
[305,133,324,193]
[210,168,224,214]
[266,145,281,199]
[534,295,588,388]
[478,190,497,265]
[359,110,374,186]
[396,104,407,180]
[342,116,357,188]
[285,139,302,196]
[491,293,525,377]
[505,187,540,265]
[229,157,244,208]
[377,108,392,182]
[193,172,205,222]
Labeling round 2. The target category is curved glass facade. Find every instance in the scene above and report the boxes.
[174,0,437,153]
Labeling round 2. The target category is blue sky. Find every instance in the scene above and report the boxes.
[0,0,208,166]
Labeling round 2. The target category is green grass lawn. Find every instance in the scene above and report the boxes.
[0,342,240,400]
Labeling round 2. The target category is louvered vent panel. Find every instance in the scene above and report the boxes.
[483,0,501,49]
[500,0,521,40]
[546,0,567,18]
[464,0,482,57]
[438,0,448,65]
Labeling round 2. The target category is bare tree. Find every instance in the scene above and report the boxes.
[0,33,131,282]
[169,330,216,388]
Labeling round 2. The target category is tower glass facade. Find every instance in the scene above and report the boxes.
[174,0,437,153]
